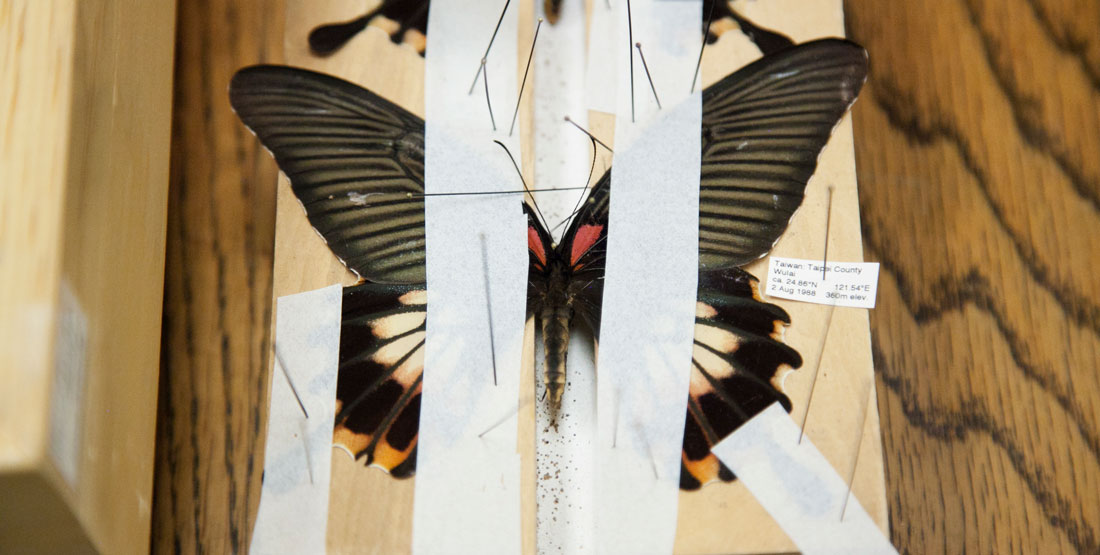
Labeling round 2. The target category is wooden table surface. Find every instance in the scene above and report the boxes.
[151,0,1100,553]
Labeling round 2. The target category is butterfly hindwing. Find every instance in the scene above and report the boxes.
[680,267,803,489]
[556,171,610,336]
[334,281,426,476]
[309,0,430,57]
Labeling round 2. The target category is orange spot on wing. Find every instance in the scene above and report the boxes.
[570,224,603,267]
[373,437,417,471]
[528,226,547,267]
[334,425,372,458]
[682,451,723,486]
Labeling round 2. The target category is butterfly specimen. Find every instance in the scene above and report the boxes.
[230,38,867,490]
[308,0,787,58]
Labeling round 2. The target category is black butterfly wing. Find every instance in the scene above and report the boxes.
[698,38,867,269]
[334,282,425,477]
[308,0,429,57]
[231,66,430,476]
[679,268,803,489]
[555,170,611,336]
[684,39,866,487]
[230,65,427,284]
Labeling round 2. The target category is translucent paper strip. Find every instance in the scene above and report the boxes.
[251,284,342,555]
[595,2,702,553]
[414,1,527,553]
[712,403,898,555]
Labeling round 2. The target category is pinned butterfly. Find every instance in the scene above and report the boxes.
[231,10,867,490]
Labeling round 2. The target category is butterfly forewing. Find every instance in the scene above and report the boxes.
[232,36,865,489]
[699,38,867,269]
[230,66,428,284]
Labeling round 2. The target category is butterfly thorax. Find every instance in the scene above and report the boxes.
[538,257,574,423]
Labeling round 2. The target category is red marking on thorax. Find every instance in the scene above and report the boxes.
[570,224,604,266]
[528,226,547,267]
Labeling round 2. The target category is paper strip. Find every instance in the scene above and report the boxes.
[585,0,618,113]
[534,0,595,238]
[765,256,881,308]
[595,2,701,553]
[532,1,599,553]
[712,403,897,555]
[414,2,526,553]
[251,284,342,555]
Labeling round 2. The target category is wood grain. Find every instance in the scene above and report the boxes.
[151,1,284,553]
[153,0,1100,553]
[845,0,1100,552]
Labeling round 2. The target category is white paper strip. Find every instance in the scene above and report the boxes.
[595,2,701,553]
[251,284,342,555]
[712,403,898,555]
[585,0,618,113]
[414,2,526,553]
[532,1,599,553]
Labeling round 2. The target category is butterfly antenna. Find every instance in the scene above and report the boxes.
[482,60,497,131]
[493,140,550,232]
[551,135,598,235]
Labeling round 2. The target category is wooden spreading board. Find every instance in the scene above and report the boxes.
[267,1,888,552]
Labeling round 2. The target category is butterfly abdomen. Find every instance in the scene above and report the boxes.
[539,261,575,423]
[540,306,570,418]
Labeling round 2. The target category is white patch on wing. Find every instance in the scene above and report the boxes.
[689,366,713,398]
[690,346,734,397]
[399,289,428,305]
[771,363,796,393]
[389,346,425,386]
[372,311,426,339]
[374,331,425,373]
[693,322,739,352]
[695,301,717,319]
